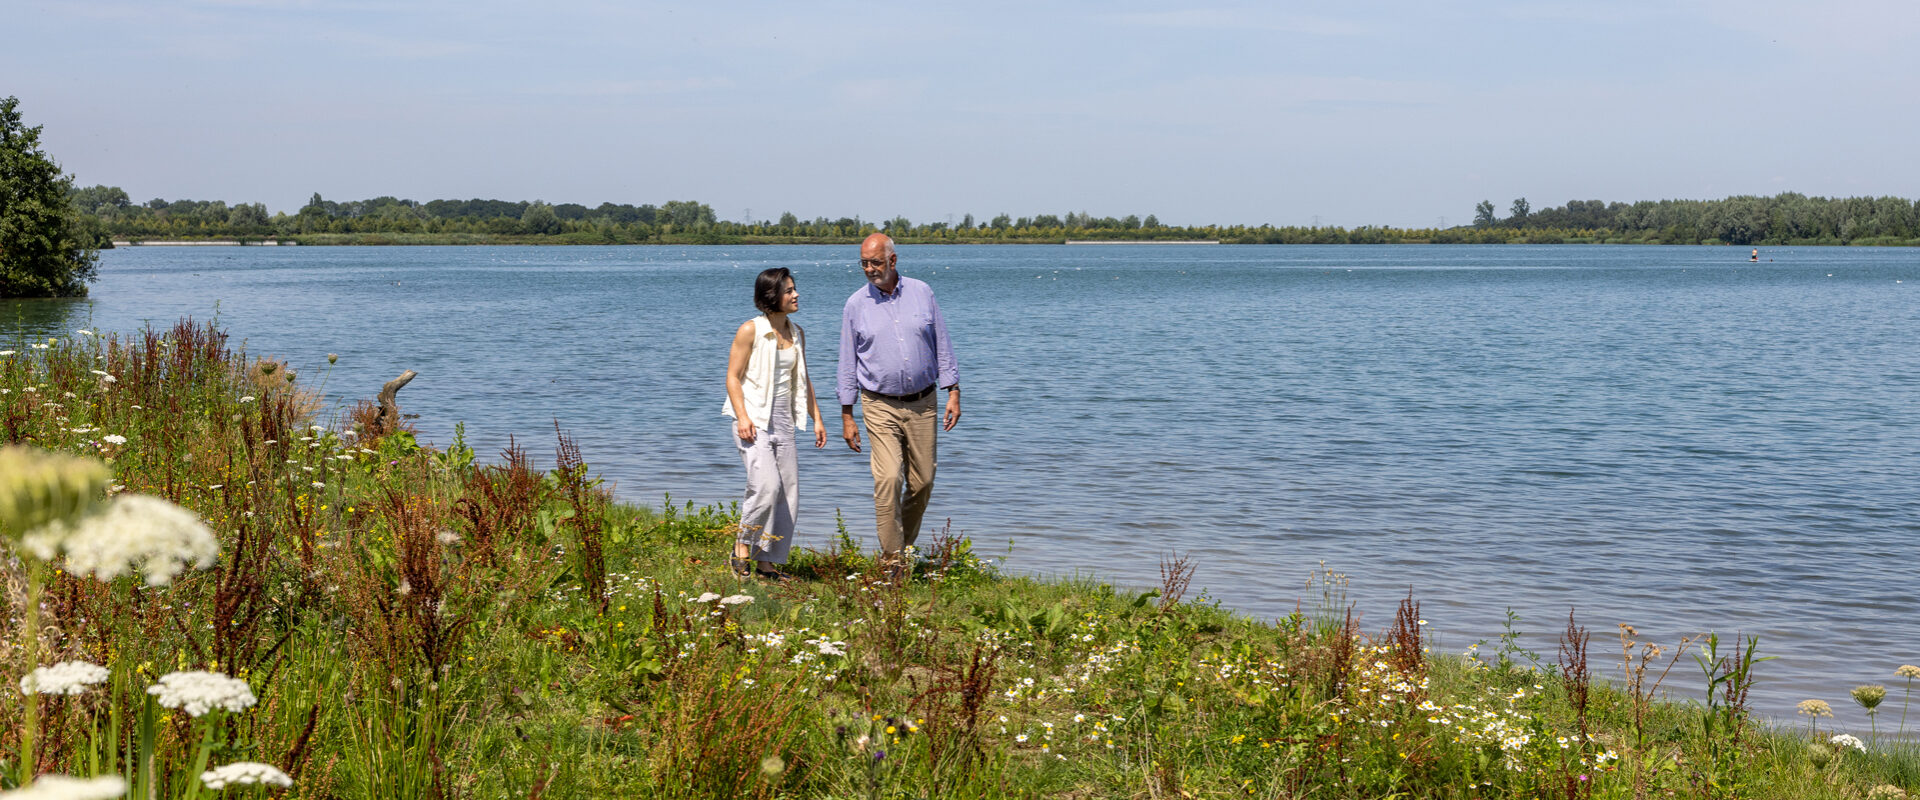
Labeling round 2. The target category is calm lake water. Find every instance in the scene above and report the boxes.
[6,244,1917,720]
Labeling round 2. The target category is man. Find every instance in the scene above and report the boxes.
[838,232,960,572]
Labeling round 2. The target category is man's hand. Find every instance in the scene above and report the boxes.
[943,389,962,432]
[736,417,757,443]
[813,423,827,449]
[841,408,862,452]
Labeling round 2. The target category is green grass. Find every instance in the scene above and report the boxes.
[3,322,1918,799]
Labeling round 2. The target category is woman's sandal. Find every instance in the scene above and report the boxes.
[754,565,795,583]
[729,554,753,579]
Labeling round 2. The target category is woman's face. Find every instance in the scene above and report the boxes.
[780,278,799,313]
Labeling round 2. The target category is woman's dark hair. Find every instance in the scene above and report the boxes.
[753,267,793,315]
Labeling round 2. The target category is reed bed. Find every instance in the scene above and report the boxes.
[2,322,1917,799]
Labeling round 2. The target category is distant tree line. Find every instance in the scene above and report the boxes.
[63,185,1920,247]
[1472,194,1920,245]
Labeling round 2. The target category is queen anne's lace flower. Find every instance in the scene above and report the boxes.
[20,660,110,696]
[719,594,754,606]
[1831,733,1867,753]
[692,592,721,603]
[200,762,293,790]
[30,495,219,586]
[101,435,127,446]
[0,774,127,800]
[146,671,256,717]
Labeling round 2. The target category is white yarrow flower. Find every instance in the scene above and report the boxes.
[199,762,293,790]
[19,661,111,696]
[1831,733,1867,753]
[0,774,127,800]
[146,671,256,717]
[718,594,754,606]
[27,495,219,586]
[692,592,721,603]
[101,434,127,445]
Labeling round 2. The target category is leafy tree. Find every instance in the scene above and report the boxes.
[520,201,561,235]
[1508,197,1530,223]
[1143,214,1159,228]
[778,211,800,227]
[960,213,974,229]
[1474,200,1496,228]
[989,214,1011,230]
[0,96,98,297]
[227,202,269,230]
[661,200,714,227]
[69,184,130,216]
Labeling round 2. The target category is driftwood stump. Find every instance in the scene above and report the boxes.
[377,370,417,434]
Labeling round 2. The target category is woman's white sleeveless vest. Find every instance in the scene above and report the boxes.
[723,316,810,431]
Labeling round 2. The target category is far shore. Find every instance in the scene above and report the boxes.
[102,235,1917,248]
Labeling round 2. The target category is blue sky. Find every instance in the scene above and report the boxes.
[9,1,1918,226]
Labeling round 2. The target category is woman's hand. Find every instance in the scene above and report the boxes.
[736,417,757,442]
[813,421,827,448]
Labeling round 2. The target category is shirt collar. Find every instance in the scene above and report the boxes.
[867,277,905,300]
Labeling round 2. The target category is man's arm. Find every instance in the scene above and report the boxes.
[928,289,961,431]
[838,300,863,452]
[929,290,958,392]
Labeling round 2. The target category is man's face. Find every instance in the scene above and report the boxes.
[860,247,897,288]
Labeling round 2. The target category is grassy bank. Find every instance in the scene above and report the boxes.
[3,324,1917,798]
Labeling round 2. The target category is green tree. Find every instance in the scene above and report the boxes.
[661,200,714,227]
[1143,214,1160,228]
[778,211,800,228]
[1508,197,1530,224]
[520,201,561,235]
[1474,200,1496,228]
[227,202,269,230]
[0,96,98,297]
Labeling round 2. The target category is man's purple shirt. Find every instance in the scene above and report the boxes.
[837,275,958,406]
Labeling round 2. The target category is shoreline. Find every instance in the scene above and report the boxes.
[100,235,1918,248]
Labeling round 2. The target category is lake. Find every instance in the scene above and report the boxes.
[5,243,1917,720]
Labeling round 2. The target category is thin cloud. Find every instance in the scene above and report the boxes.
[531,77,737,97]
[1108,9,1372,36]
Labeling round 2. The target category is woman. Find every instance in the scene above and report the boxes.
[724,267,827,580]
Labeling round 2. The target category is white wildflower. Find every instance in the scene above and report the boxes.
[311,481,325,489]
[0,350,14,356]
[436,530,460,545]
[101,435,127,445]
[0,774,127,800]
[146,671,256,717]
[239,396,255,403]
[20,661,110,696]
[1831,733,1867,753]
[199,762,292,790]
[25,495,219,586]
[719,594,754,606]
[75,329,93,336]
[692,592,721,603]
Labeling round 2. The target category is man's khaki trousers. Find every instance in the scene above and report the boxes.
[859,389,937,555]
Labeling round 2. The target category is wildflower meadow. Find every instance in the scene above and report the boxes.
[2,322,1917,798]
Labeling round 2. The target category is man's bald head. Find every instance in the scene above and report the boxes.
[859,233,899,292]
[861,233,895,259]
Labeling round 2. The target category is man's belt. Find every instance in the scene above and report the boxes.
[864,385,935,403]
